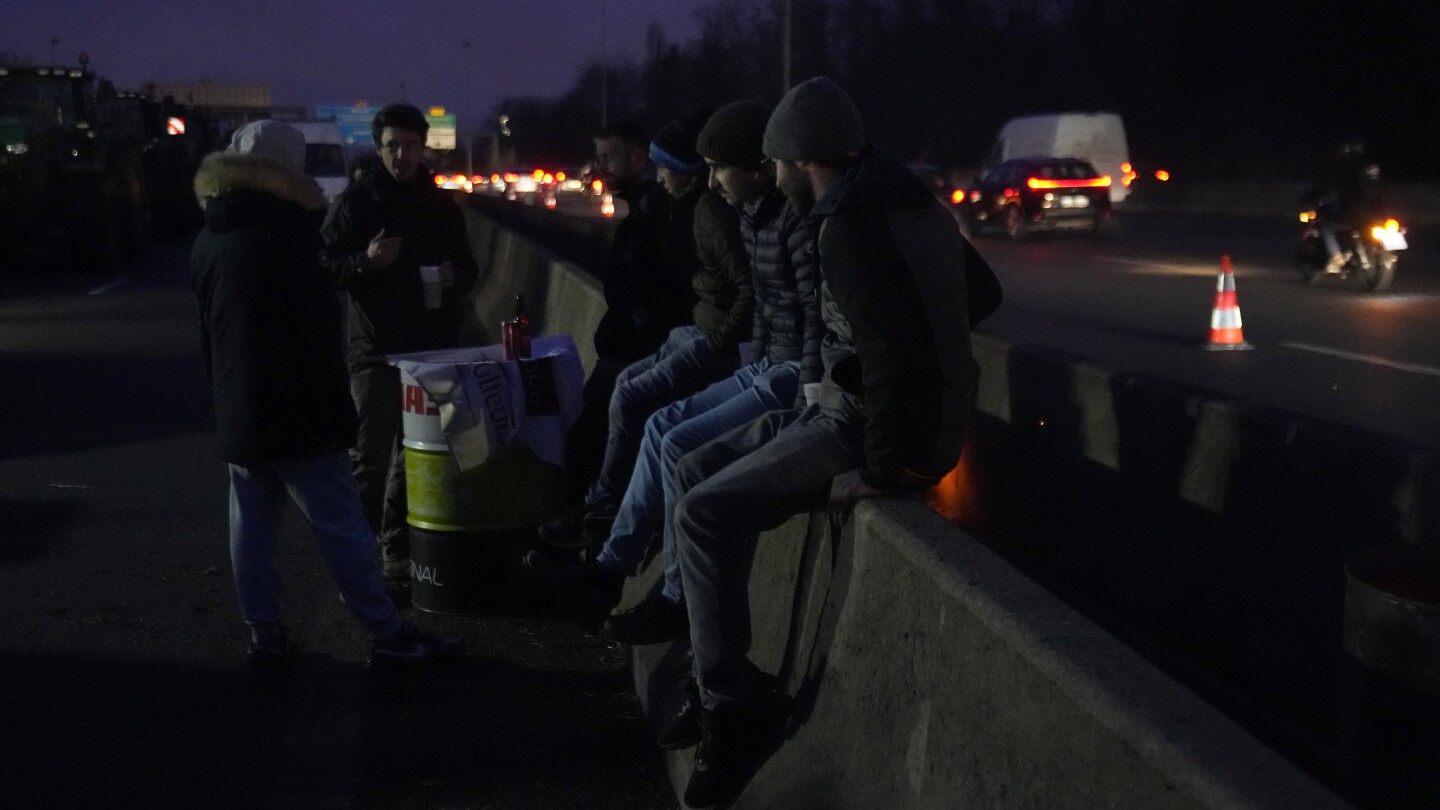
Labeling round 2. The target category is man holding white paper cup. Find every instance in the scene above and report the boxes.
[321,103,479,596]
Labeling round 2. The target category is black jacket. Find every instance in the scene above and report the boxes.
[690,189,753,353]
[741,187,822,384]
[593,167,692,358]
[320,166,479,366]
[190,152,358,464]
[1302,153,1385,225]
[810,147,979,490]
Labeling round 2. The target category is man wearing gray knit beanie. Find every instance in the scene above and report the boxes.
[670,77,996,808]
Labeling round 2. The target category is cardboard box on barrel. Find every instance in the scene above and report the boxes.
[390,335,584,613]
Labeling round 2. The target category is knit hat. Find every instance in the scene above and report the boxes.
[649,107,713,174]
[696,101,771,172]
[228,120,306,175]
[762,77,865,162]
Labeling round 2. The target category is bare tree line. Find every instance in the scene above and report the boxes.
[496,0,1438,182]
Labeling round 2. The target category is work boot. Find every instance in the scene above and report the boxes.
[247,630,300,673]
[683,684,789,808]
[657,677,702,750]
[574,559,626,634]
[536,510,585,549]
[580,503,619,546]
[521,544,584,588]
[604,594,689,645]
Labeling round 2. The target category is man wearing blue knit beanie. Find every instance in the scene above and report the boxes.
[525,108,756,631]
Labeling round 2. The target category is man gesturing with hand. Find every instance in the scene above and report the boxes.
[322,103,479,598]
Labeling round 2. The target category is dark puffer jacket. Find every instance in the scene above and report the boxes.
[742,187,822,383]
[810,146,978,490]
[190,152,358,464]
[690,190,753,353]
[593,167,692,359]
[319,166,478,366]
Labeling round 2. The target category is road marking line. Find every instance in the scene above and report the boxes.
[1093,255,1211,274]
[1280,341,1440,378]
[87,278,130,296]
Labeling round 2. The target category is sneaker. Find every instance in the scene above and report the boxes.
[683,686,788,808]
[1325,252,1347,273]
[370,621,464,666]
[604,594,689,645]
[522,545,584,589]
[537,510,585,549]
[657,678,702,750]
[247,631,300,672]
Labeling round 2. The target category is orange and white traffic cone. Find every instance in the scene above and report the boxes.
[1204,255,1252,351]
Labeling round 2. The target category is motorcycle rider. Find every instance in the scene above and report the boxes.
[1301,141,1384,273]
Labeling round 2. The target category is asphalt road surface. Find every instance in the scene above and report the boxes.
[0,240,675,809]
[537,188,1440,449]
[968,211,1440,450]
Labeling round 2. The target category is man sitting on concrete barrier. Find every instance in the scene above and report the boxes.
[191,120,463,669]
[669,77,982,808]
[525,110,756,614]
[544,119,683,545]
[552,100,822,644]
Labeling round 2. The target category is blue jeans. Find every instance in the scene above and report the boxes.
[673,403,864,711]
[584,326,734,510]
[595,359,800,607]
[228,452,404,644]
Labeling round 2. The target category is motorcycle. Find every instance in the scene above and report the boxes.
[1295,203,1406,292]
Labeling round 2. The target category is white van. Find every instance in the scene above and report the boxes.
[289,121,350,203]
[986,112,1132,203]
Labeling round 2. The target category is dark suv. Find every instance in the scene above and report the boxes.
[960,157,1111,239]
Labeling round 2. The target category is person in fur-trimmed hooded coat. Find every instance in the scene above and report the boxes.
[191,123,357,461]
[189,120,462,665]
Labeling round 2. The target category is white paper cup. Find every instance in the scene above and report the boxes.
[803,382,822,407]
[419,266,442,309]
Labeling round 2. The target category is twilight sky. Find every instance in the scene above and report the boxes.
[5,0,703,128]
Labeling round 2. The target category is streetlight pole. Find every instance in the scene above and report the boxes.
[600,0,609,126]
[463,39,473,175]
[782,0,792,95]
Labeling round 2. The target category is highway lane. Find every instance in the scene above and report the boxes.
[534,188,1440,448]
[967,211,1440,450]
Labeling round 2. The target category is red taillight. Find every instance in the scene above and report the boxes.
[969,190,982,203]
[1026,176,1112,190]
[1155,170,1171,182]
[433,175,446,187]
[950,189,965,204]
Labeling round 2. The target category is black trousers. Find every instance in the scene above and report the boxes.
[349,362,408,576]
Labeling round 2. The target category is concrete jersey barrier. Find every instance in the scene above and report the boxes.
[459,202,1354,808]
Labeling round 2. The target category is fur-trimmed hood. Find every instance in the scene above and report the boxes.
[193,151,326,212]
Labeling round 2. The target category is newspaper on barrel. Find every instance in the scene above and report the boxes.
[389,334,584,472]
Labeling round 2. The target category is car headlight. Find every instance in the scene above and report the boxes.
[3,142,29,155]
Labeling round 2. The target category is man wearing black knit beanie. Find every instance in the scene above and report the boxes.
[671,77,997,808]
